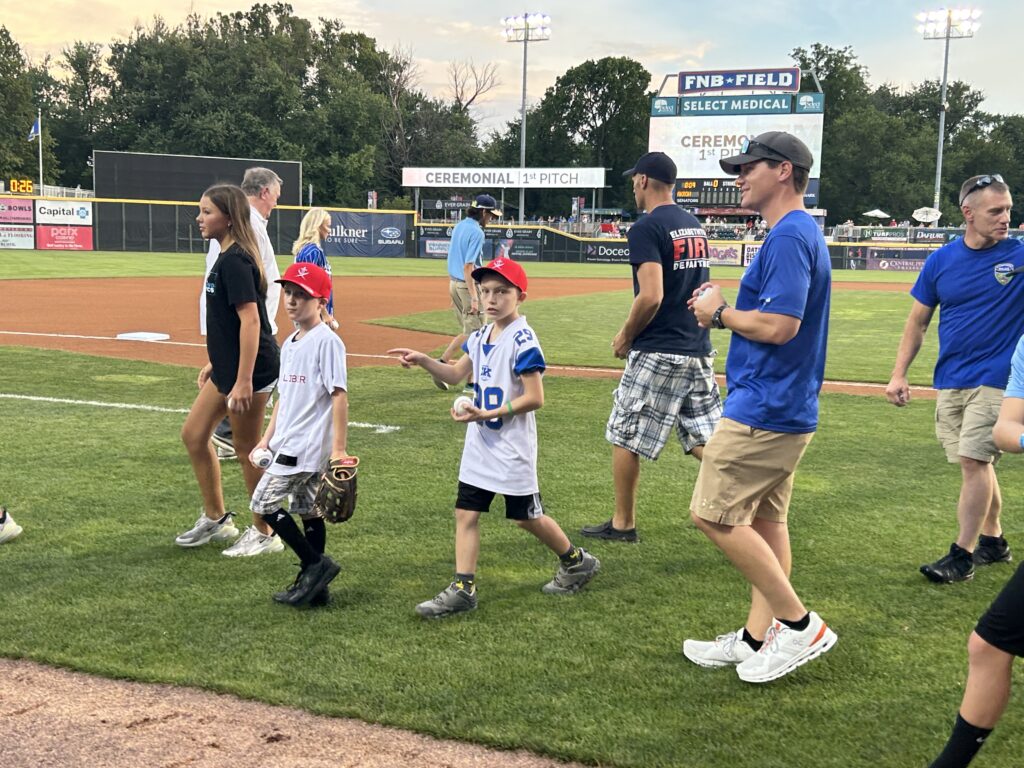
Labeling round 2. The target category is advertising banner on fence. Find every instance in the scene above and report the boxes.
[35,200,93,226]
[35,225,93,250]
[867,247,927,271]
[489,226,544,262]
[708,244,742,266]
[583,242,631,264]
[0,197,34,223]
[323,211,407,258]
[912,228,960,245]
[0,224,34,249]
[743,243,763,265]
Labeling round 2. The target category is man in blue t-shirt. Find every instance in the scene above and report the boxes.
[581,152,722,544]
[886,174,1024,584]
[433,194,501,391]
[687,132,836,684]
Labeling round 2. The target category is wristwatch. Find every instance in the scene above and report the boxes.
[711,303,729,330]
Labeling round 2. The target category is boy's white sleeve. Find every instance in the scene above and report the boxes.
[320,334,348,393]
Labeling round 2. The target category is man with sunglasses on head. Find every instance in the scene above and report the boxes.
[687,132,835,683]
[886,174,1024,584]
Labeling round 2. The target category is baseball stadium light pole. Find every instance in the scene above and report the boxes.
[502,13,551,223]
[916,7,981,210]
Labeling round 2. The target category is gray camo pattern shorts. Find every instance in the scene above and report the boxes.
[250,469,322,519]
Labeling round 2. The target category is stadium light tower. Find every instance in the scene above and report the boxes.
[502,12,551,223]
[916,7,982,210]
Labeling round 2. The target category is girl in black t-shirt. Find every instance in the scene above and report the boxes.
[175,184,282,551]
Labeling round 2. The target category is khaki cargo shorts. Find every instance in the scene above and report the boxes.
[449,279,483,335]
[935,386,1003,464]
[690,417,813,526]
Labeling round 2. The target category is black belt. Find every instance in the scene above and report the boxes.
[274,454,298,467]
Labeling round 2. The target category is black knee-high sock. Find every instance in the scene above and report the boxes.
[303,517,327,555]
[262,509,320,567]
[929,713,993,768]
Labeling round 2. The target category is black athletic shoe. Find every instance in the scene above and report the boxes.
[580,519,638,543]
[287,556,341,606]
[974,536,1012,565]
[273,566,330,607]
[920,543,975,583]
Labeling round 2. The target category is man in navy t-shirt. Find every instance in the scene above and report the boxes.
[687,132,836,684]
[887,174,1024,584]
[581,152,722,543]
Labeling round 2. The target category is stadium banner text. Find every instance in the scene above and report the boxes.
[677,67,800,95]
[323,211,408,258]
[402,167,606,189]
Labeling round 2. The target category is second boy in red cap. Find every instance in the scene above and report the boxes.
[390,257,600,618]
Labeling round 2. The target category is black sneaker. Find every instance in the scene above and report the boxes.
[273,569,329,607]
[580,519,638,543]
[287,556,341,606]
[974,536,1012,565]
[920,543,975,583]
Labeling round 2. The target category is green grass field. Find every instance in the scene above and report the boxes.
[0,252,1016,767]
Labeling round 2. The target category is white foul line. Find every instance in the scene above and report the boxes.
[0,393,400,433]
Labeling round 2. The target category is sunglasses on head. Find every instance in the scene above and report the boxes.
[960,174,1004,206]
[741,137,791,164]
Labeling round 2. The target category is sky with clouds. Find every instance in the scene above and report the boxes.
[7,0,1022,135]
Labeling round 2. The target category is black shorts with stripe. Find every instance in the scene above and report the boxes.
[456,481,543,521]
[975,561,1024,657]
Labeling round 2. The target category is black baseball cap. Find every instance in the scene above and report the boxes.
[471,194,502,216]
[719,131,814,175]
[622,152,677,185]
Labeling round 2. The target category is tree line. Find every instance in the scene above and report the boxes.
[0,4,1020,224]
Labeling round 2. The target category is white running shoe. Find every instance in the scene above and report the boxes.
[683,628,756,668]
[735,612,837,684]
[0,509,23,544]
[222,526,284,557]
[175,511,239,547]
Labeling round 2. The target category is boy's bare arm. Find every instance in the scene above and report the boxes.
[330,389,349,459]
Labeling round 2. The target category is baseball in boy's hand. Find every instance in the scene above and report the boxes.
[453,395,474,416]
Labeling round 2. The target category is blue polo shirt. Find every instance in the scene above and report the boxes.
[447,217,485,281]
[911,237,1024,390]
[723,210,831,433]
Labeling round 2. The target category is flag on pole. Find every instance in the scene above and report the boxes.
[27,118,40,141]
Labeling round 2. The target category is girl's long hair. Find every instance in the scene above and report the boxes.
[203,184,267,295]
[292,207,331,256]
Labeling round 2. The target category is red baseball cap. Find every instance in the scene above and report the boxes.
[472,257,528,292]
[276,262,332,299]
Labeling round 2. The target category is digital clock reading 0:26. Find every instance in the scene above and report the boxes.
[9,179,34,194]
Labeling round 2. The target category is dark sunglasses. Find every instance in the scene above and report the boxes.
[741,137,791,164]
[959,174,1004,206]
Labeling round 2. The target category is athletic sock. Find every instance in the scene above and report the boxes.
[929,713,992,768]
[559,545,583,567]
[262,509,320,566]
[741,628,763,652]
[454,573,475,592]
[779,613,811,632]
[303,517,327,554]
[978,534,1006,547]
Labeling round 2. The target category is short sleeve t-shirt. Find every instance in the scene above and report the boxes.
[447,217,485,281]
[458,316,546,496]
[269,322,348,475]
[911,237,1024,389]
[1004,335,1024,398]
[295,242,334,316]
[204,244,280,395]
[723,210,831,433]
[627,205,711,355]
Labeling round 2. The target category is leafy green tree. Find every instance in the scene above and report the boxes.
[0,27,58,184]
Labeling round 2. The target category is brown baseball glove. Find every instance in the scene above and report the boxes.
[312,456,359,523]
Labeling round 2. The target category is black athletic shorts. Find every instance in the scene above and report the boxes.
[456,481,544,521]
[975,561,1024,657]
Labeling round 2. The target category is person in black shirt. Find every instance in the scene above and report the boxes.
[175,185,282,551]
[582,152,722,543]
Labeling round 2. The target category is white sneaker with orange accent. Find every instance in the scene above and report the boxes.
[735,611,837,684]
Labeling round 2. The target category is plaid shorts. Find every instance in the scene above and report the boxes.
[250,469,322,520]
[606,350,722,461]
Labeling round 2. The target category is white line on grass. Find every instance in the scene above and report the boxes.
[0,393,400,433]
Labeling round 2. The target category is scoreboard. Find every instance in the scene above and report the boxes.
[674,179,742,207]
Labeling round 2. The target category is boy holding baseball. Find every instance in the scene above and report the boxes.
[248,262,350,607]
[390,257,600,618]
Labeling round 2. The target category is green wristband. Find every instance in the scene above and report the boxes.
[507,401,514,415]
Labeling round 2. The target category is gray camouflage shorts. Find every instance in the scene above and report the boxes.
[250,469,322,519]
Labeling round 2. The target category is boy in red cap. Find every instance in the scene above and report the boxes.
[390,257,600,618]
[248,261,352,607]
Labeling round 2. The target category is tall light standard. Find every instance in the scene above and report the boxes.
[502,13,551,223]
[917,7,981,210]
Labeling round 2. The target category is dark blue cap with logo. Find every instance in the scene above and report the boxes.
[622,152,677,185]
[471,194,502,216]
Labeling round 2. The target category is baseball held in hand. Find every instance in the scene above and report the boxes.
[453,395,474,415]
[251,448,273,469]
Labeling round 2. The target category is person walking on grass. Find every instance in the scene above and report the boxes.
[886,174,1024,584]
[389,257,600,618]
[687,132,835,683]
[927,331,1024,766]
[581,151,720,544]
[292,207,340,330]
[176,185,282,557]
[248,261,348,608]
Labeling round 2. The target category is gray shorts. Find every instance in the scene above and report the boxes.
[250,469,322,520]
[606,350,722,460]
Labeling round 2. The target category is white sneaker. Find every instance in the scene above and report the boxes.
[174,511,238,547]
[222,526,284,557]
[683,628,756,668]
[735,612,837,684]
[0,510,23,544]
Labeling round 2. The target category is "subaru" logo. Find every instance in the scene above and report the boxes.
[380,227,401,239]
